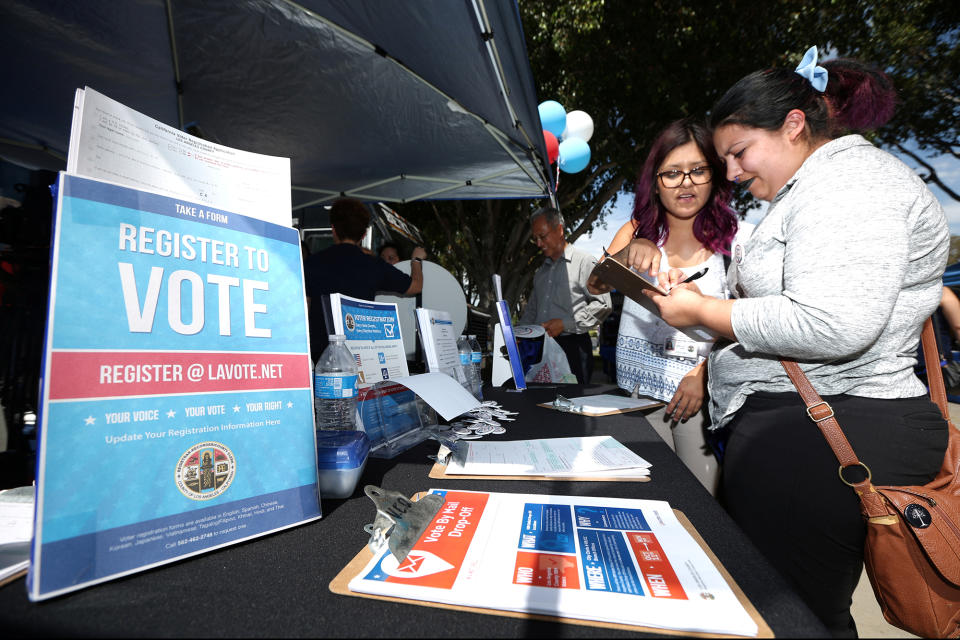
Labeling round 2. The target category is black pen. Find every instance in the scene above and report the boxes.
[682,267,708,284]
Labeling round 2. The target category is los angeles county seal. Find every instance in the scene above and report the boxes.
[175,441,236,500]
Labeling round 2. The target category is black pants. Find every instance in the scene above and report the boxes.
[722,392,947,637]
[554,332,593,384]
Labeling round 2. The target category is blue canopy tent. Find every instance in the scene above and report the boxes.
[0,0,555,471]
[0,0,554,208]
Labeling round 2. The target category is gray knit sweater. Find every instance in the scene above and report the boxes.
[708,135,949,429]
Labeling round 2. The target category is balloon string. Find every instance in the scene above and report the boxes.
[555,162,560,192]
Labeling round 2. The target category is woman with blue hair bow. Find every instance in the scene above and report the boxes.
[648,47,949,636]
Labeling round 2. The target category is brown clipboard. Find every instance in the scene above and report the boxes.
[590,249,668,299]
[428,460,650,482]
[590,250,713,344]
[0,567,27,588]
[535,399,664,417]
[329,498,773,638]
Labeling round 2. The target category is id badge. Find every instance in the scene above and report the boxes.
[663,335,698,359]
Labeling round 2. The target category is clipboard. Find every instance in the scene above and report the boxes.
[427,460,650,482]
[329,498,773,638]
[590,250,714,343]
[0,566,28,588]
[536,394,663,416]
[590,249,668,299]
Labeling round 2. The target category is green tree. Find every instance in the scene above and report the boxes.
[401,0,959,319]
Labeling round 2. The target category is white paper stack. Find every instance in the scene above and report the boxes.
[0,486,34,583]
[445,436,652,478]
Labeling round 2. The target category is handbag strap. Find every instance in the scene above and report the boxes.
[921,316,950,421]
[779,360,861,467]
[779,316,945,516]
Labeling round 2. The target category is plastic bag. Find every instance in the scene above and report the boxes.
[514,325,577,384]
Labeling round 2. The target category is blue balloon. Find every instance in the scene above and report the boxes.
[538,100,567,138]
[558,137,591,173]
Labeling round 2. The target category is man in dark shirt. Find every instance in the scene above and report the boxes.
[303,198,425,361]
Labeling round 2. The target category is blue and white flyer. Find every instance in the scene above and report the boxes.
[414,308,465,385]
[330,294,408,388]
[29,173,320,600]
[348,490,760,636]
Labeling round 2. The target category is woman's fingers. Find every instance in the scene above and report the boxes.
[626,239,661,276]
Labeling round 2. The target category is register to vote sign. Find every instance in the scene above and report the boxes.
[29,174,320,600]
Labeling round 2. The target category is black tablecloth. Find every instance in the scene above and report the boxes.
[0,384,828,637]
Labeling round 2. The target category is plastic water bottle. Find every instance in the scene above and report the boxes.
[314,334,358,430]
[457,336,480,400]
[468,334,483,399]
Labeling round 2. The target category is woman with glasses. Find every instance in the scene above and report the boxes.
[647,49,948,636]
[588,118,751,495]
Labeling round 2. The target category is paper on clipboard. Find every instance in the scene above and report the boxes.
[542,394,662,416]
[444,436,651,477]
[340,490,763,637]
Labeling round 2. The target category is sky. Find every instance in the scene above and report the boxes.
[573,146,960,259]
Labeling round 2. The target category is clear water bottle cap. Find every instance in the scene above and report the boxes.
[329,334,345,341]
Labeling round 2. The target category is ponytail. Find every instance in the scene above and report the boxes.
[821,58,896,133]
[709,53,896,139]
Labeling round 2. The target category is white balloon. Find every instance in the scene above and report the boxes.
[561,110,594,142]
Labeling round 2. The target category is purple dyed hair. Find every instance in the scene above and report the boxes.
[631,119,738,254]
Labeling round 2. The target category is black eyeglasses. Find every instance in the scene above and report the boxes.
[657,166,713,188]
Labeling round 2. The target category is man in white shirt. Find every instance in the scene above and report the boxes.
[520,208,611,383]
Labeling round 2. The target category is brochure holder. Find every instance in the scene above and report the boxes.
[494,301,527,391]
[357,381,437,458]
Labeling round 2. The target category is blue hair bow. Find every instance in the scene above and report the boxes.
[795,46,828,92]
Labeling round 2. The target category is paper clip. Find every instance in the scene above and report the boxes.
[431,436,465,465]
[362,485,444,562]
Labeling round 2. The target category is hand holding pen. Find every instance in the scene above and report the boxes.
[683,266,709,284]
[660,266,708,293]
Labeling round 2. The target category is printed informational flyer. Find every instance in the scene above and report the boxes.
[67,87,291,226]
[29,174,320,601]
[330,294,409,388]
[349,490,758,637]
[415,308,465,385]
[445,436,651,477]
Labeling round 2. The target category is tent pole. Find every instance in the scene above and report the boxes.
[0,137,66,163]
[472,0,553,193]
[164,0,185,130]
[291,186,341,195]
[470,0,519,127]
[483,124,544,189]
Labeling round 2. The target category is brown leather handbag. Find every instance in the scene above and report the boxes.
[780,317,960,637]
